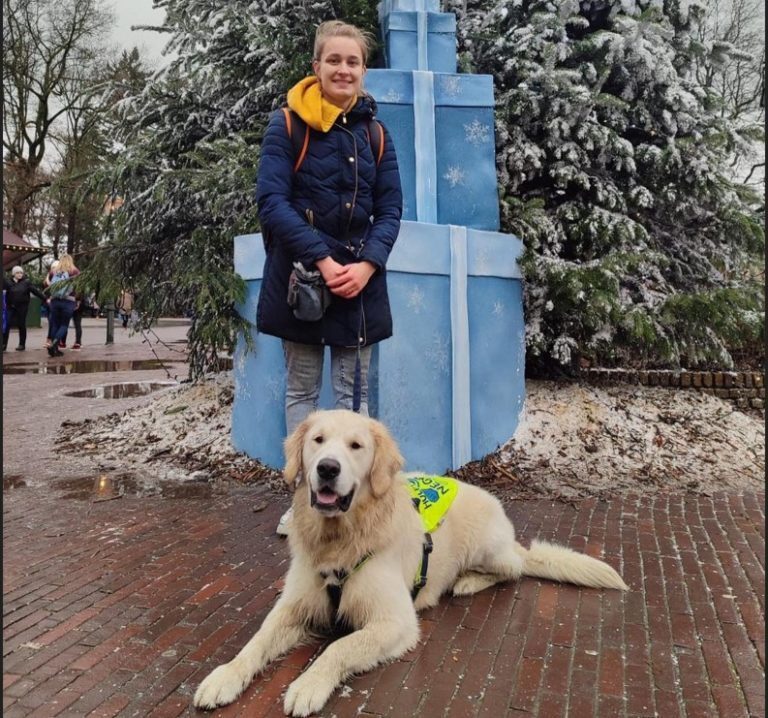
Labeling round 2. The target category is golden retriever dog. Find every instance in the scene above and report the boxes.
[194,410,627,716]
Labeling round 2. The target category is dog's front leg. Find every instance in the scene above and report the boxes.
[283,614,419,717]
[194,598,310,710]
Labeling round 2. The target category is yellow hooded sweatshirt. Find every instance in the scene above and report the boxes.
[286,76,358,133]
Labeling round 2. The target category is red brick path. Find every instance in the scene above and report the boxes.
[3,483,764,717]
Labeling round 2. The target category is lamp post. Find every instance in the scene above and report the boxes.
[104,299,115,345]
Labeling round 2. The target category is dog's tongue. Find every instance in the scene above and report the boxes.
[316,489,338,506]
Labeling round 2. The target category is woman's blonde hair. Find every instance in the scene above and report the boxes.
[57,254,77,274]
[313,20,374,65]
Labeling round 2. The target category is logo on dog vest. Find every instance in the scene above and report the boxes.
[406,475,458,532]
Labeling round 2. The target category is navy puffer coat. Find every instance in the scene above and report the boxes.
[255,94,402,347]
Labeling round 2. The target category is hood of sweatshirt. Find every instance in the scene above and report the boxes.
[286,76,376,132]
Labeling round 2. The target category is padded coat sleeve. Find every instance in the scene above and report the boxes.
[255,111,336,266]
[359,123,403,271]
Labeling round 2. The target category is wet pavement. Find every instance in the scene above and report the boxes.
[2,318,765,717]
[3,359,187,376]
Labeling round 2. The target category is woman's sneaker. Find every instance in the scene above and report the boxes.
[72,343,81,351]
[276,507,293,536]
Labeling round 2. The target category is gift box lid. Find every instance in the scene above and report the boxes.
[234,221,522,282]
[379,0,440,17]
[367,69,494,107]
[382,10,456,34]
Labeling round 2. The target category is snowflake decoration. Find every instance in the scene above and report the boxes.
[440,76,462,97]
[380,89,402,103]
[443,166,466,188]
[428,332,450,374]
[464,118,491,146]
[407,286,426,313]
[492,300,505,317]
[474,245,492,273]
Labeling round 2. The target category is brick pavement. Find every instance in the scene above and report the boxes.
[3,320,765,717]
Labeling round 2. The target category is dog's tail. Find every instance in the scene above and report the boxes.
[517,540,628,591]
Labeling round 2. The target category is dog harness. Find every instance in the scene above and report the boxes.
[320,475,459,629]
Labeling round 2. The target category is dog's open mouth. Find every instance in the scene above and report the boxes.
[310,487,354,513]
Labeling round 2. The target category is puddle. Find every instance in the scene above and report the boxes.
[3,360,185,375]
[54,474,213,500]
[3,475,27,490]
[64,381,177,399]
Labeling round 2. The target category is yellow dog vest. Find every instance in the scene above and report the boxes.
[406,475,458,532]
[320,475,459,629]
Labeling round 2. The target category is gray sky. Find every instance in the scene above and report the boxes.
[110,0,169,63]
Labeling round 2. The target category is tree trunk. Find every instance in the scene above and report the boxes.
[67,208,77,256]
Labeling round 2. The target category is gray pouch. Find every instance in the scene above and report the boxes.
[287,262,331,322]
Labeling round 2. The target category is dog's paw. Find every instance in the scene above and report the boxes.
[193,661,249,709]
[283,670,335,717]
[452,571,495,596]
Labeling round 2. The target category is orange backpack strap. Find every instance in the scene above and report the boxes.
[283,109,382,173]
[363,120,385,166]
[372,120,385,166]
[282,107,310,173]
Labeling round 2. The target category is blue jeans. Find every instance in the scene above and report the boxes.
[282,340,373,434]
[49,298,75,344]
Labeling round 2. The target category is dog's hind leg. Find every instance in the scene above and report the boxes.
[452,570,504,596]
[452,541,526,596]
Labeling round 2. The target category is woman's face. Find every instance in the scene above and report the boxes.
[313,36,366,109]
[12,271,23,281]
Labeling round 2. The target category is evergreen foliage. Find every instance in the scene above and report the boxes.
[447,0,764,372]
[93,0,380,378]
[96,0,763,378]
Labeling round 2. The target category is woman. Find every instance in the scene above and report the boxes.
[2,266,46,352]
[46,254,80,358]
[256,20,403,534]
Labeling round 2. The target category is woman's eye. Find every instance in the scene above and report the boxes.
[350,441,362,450]
[314,435,324,444]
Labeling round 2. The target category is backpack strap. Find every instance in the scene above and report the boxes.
[282,107,384,172]
[281,107,310,172]
[365,120,385,167]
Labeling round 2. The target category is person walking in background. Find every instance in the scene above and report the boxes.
[117,289,135,328]
[46,254,80,358]
[256,20,403,534]
[43,260,60,349]
[70,289,85,350]
[2,266,46,352]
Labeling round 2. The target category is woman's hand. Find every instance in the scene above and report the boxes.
[325,261,376,299]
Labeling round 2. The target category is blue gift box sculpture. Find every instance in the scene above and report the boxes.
[232,0,525,471]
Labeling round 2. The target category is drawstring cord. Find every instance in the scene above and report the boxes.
[352,296,364,413]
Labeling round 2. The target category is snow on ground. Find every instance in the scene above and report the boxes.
[468,381,765,500]
[56,375,764,502]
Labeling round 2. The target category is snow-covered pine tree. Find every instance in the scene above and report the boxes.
[94,0,380,376]
[447,0,764,373]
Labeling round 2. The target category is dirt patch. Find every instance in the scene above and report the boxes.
[454,381,764,502]
[56,375,764,503]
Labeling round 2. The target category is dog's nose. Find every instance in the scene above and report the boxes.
[316,458,341,483]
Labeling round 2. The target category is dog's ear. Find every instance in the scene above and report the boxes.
[369,419,404,498]
[283,417,310,488]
